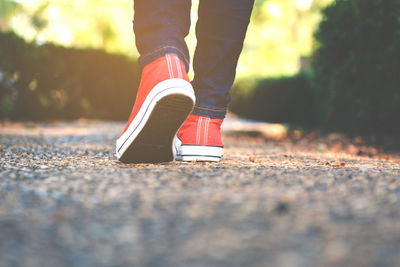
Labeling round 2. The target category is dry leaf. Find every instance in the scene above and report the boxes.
[325,161,346,167]
[346,144,359,155]
[331,161,346,167]
[330,142,343,152]
[291,129,303,139]
[377,155,389,161]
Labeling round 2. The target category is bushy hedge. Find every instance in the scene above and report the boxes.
[0,31,140,120]
[231,0,400,135]
[312,0,400,134]
[229,74,314,124]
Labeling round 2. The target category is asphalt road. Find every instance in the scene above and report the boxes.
[0,121,399,267]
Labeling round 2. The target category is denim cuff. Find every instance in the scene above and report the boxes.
[192,105,226,119]
[138,45,190,73]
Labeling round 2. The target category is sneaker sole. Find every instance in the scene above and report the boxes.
[116,79,195,163]
[178,145,224,162]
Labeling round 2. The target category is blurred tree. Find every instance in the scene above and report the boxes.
[96,16,117,50]
[7,0,333,78]
[8,0,133,54]
[239,0,334,78]
[312,0,400,134]
[30,2,49,41]
[0,0,22,31]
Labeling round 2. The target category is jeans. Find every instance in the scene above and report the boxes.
[133,0,254,118]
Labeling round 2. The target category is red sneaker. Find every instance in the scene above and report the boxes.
[116,54,195,163]
[174,114,224,162]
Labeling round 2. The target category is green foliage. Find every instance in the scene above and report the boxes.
[230,73,314,124]
[8,0,334,78]
[312,0,400,134]
[0,0,22,31]
[0,31,140,120]
[30,2,49,39]
[7,0,135,56]
[239,0,334,78]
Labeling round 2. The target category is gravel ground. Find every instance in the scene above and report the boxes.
[0,121,399,267]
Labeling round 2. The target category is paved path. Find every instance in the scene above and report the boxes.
[0,121,399,267]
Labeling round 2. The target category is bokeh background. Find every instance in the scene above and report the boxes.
[1,0,399,134]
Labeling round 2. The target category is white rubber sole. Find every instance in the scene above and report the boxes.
[174,137,223,162]
[116,79,195,163]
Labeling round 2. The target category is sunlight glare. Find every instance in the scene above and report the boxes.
[263,2,283,19]
[295,0,313,11]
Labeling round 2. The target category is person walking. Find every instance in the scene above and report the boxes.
[116,0,255,163]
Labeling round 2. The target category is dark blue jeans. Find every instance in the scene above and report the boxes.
[133,0,254,118]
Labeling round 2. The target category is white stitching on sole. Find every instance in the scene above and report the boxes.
[179,145,223,162]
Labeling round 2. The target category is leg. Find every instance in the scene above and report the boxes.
[174,0,254,162]
[116,0,195,163]
[192,0,255,118]
[133,0,192,71]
